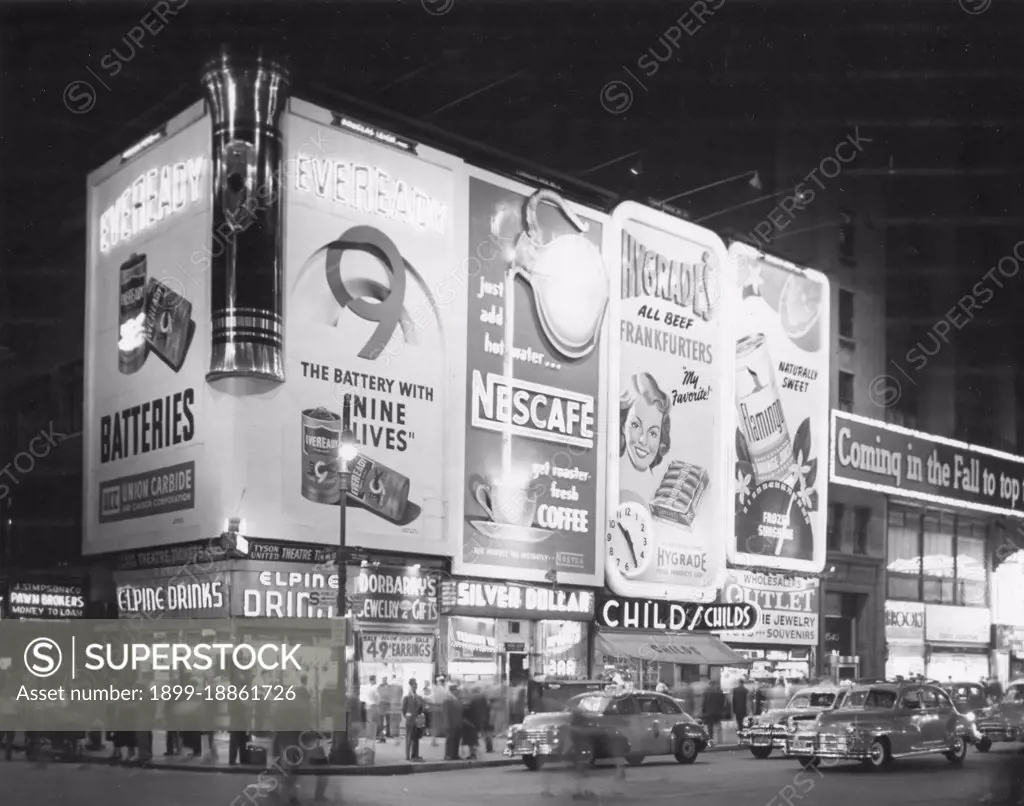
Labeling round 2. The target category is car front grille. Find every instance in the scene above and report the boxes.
[977,719,1017,741]
[509,729,559,757]
[748,725,788,746]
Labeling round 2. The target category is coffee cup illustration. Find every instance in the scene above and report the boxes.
[471,475,538,528]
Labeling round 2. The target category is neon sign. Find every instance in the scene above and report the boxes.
[293,158,446,235]
[99,158,205,254]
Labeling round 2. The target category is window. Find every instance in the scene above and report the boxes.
[854,507,871,555]
[931,689,954,710]
[865,690,897,709]
[838,371,855,412]
[828,503,845,552]
[606,697,637,715]
[637,696,661,714]
[573,696,608,714]
[887,506,922,600]
[839,289,855,340]
[957,519,988,607]
[901,689,923,710]
[918,689,939,709]
[508,622,521,634]
[922,512,955,604]
[658,696,682,715]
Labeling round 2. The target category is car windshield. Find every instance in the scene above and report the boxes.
[948,685,980,704]
[788,692,836,709]
[568,695,610,714]
[843,689,897,709]
[1004,686,1024,704]
[528,681,606,713]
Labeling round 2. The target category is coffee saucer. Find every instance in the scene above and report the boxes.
[469,520,555,543]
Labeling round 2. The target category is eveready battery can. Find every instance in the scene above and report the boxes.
[736,333,794,484]
[301,408,342,504]
[349,454,410,523]
[118,253,149,375]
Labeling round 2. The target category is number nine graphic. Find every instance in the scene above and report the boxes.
[324,226,408,359]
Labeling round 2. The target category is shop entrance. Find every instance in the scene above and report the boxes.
[502,652,529,687]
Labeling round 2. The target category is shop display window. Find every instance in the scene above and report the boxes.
[447,616,499,683]
[887,505,991,606]
[537,620,586,679]
[887,506,921,600]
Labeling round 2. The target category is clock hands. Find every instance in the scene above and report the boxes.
[618,523,639,567]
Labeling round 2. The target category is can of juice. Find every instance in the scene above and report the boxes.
[735,333,794,484]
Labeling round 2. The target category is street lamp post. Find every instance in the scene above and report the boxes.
[330,394,358,766]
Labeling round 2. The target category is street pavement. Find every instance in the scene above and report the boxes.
[2,744,1019,806]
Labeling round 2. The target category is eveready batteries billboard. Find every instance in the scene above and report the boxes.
[83,102,216,555]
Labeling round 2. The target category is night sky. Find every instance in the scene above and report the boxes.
[2,0,1023,375]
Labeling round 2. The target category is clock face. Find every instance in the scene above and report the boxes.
[607,503,653,579]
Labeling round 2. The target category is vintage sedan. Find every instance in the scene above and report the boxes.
[739,685,848,759]
[976,679,1024,747]
[944,681,994,752]
[786,682,974,771]
[505,689,710,770]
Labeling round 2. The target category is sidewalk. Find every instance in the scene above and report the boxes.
[13,732,740,776]
[77,733,517,776]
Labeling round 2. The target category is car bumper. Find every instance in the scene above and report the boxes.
[976,722,1022,743]
[504,733,567,759]
[739,727,788,749]
[786,733,869,760]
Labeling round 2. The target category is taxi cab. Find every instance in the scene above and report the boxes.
[785,682,973,770]
[976,679,1024,747]
[504,687,711,771]
[739,684,848,759]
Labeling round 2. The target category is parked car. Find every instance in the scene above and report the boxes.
[739,685,849,759]
[785,682,974,771]
[504,688,710,771]
[976,679,1024,748]
[943,681,994,752]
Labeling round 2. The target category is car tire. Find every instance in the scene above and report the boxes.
[523,755,541,771]
[750,746,773,760]
[862,738,891,771]
[944,736,967,765]
[625,754,645,766]
[796,756,820,769]
[675,737,699,765]
[977,737,992,753]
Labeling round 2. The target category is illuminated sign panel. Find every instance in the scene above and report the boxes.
[830,410,1024,518]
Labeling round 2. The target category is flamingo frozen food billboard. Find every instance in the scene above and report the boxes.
[726,243,830,574]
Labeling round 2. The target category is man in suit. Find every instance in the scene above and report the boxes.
[401,679,424,762]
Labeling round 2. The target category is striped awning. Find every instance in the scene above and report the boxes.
[596,631,750,666]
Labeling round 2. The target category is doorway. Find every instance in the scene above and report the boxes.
[503,651,529,686]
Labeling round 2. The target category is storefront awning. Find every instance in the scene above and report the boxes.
[597,631,751,666]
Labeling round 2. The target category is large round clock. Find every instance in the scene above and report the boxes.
[607,502,654,579]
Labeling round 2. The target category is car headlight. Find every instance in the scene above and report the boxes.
[967,712,977,722]
[786,717,796,731]
[743,716,754,728]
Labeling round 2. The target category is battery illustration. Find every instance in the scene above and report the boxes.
[118,253,149,375]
